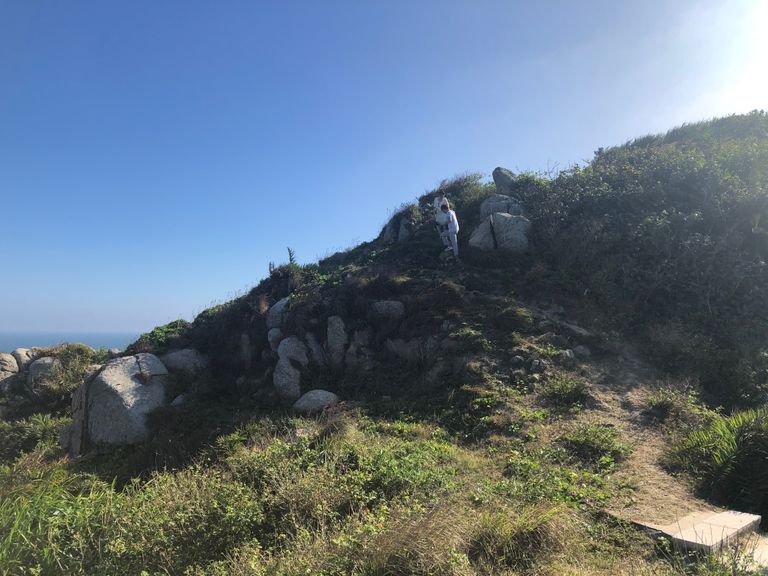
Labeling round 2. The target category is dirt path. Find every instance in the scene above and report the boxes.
[575,346,720,525]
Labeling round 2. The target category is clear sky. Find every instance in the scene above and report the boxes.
[1,0,766,333]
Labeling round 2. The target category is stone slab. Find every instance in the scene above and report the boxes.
[643,510,761,553]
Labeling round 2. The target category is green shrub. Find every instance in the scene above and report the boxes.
[103,467,264,575]
[668,407,768,523]
[127,319,191,354]
[643,383,715,429]
[557,423,632,471]
[0,414,69,463]
[540,376,591,409]
[494,305,534,332]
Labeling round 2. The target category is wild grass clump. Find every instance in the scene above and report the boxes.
[0,413,69,463]
[667,407,768,524]
[557,423,632,471]
[643,381,715,430]
[494,305,534,332]
[541,375,591,409]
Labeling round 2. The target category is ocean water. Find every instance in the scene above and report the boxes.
[0,332,139,353]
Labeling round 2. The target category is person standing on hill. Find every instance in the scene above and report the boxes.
[440,203,460,258]
[433,189,449,233]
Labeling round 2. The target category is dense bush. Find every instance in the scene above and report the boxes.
[511,111,768,406]
[668,407,768,524]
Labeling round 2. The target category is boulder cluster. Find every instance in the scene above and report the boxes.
[468,167,532,253]
[60,348,207,457]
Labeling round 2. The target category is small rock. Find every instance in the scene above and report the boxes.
[293,389,340,414]
[12,348,43,373]
[559,349,576,364]
[345,330,374,372]
[170,394,187,407]
[480,193,523,219]
[528,358,546,374]
[240,333,254,369]
[510,355,526,368]
[397,219,414,242]
[107,348,122,359]
[573,345,592,358]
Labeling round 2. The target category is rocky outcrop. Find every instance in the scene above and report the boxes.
[277,337,309,366]
[397,218,414,242]
[12,348,44,373]
[267,296,290,330]
[62,353,169,456]
[273,336,309,400]
[327,316,348,367]
[273,358,301,400]
[293,390,339,414]
[267,328,283,352]
[0,352,18,393]
[491,213,531,252]
[28,357,60,386]
[492,167,516,196]
[160,349,207,374]
[469,213,531,253]
[480,194,523,219]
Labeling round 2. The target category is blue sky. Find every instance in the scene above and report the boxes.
[1,0,766,333]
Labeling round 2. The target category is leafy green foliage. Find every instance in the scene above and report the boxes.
[668,407,768,524]
[514,111,768,406]
[127,319,191,354]
[540,375,591,409]
[557,423,632,471]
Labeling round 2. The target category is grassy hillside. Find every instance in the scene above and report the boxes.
[2,112,768,575]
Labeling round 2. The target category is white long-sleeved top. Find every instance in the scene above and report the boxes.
[445,209,459,233]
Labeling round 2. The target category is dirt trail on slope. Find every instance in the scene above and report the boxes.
[574,343,719,525]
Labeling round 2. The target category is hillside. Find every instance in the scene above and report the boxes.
[2,111,768,575]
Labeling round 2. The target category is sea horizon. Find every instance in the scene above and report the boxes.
[0,332,140,353]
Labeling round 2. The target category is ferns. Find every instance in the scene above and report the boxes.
[669,407,768,519]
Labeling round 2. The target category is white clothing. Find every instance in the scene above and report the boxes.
[445,209,459,233]
[434,196,449,221]
[441,230,459,257]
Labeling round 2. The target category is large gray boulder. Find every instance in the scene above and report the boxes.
[468,213,531,253]
[327,316,348,367]
[63,353,169,456]
[277,336,309,367]
[12,348,44,373]
[0,352,18,394]
[160,349,207,374]
[273,358,301,400]
[468,218,495,251]
[480,194,523,219]
[266,296,290,330]
[293,390,340,414]
[0,353,18,374]
[492,213,531,252]
[28,356,60,385]
[492,167,516,196]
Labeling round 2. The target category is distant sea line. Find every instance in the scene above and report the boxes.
[0,333,139,353]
